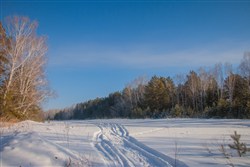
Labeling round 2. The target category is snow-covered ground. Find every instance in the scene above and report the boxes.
[1,119,250,167]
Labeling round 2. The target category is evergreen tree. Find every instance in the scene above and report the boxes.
[0,22,10,79]
[0,22,10,118]
[144,76,174,116]
[231,74,250,118]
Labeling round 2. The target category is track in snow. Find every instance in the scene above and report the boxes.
[93,123,184,167]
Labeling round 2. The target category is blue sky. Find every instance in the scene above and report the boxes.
[1,1,250,110]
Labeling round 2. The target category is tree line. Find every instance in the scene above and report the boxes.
[0,16,51,121]
[47,53,250,120]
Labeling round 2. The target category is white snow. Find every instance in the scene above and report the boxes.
[1,119,250,167]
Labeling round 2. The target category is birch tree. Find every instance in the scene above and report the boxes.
[212,63,224,99]
[198,67,209,111]
[1,16,51,120]
[185,71,200,114]
[174,74,187,107]
[239,52,250,91]
[224,63,236,114]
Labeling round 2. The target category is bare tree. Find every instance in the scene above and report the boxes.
[224,63,236,114]
[212,63,224,99]
[130,76,147,107]
[1,16,51,120]
[174,74,186,107]
[198,67,210,112]
[239,52,250,91]
[186,71,200,114]
[120,76,147,117]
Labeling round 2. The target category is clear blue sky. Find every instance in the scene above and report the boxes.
[1,1,250,110]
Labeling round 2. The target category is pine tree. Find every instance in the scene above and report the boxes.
[0,22,10,78]
[228,131,249,157]
[144,76,174,116]
[0,22,11,118]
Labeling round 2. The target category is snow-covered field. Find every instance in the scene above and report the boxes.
[1,119,250,167]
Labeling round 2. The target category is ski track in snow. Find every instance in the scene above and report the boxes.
[2,119,250,167]
[92,123,174,167]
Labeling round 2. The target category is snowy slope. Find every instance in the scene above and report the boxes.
[1,119,250,167]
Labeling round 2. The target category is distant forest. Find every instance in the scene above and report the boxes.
[46,53,250,120]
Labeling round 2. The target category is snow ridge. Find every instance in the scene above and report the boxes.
[93,123,177,167]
